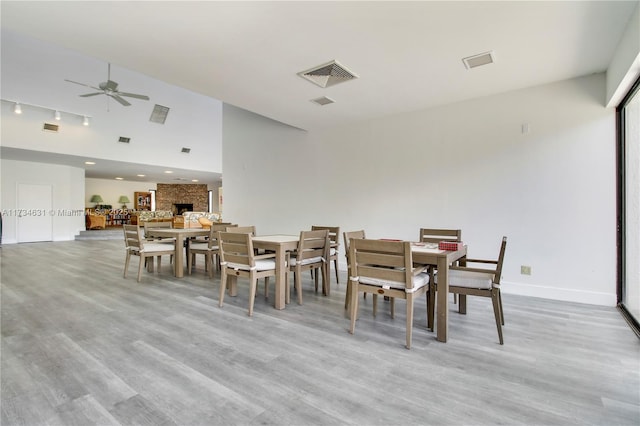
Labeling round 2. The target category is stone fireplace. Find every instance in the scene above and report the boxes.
[156,184,208,213]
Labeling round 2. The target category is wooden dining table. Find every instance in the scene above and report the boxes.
[411,243,467,343]
[146,228,210,277]
[251,235,299,310]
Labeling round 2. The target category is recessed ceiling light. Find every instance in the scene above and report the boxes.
[192,179,199,182]
[115,177,123,180]
[137,174,145,177]
[85,161,96,165]
[164,171,173,174]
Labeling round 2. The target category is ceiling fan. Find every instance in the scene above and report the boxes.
[65,63,150,107]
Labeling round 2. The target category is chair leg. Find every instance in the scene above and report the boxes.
[390,297,395,319]
[349,281,359,334]
[492,288,504,345]
[334,259,339,284]
[157,255,162,271]
[248,275,257,317]
[124,252,131,278]
[321,263,329,296]
[498,290,505,325]
[219,270,227,307]
[137,256,145,282]
[264,276,269,299]
[372,294,378,317]
[187,252,193,275]
[406,294,414,349]
[296,267,303,305]
[427,285,435,332]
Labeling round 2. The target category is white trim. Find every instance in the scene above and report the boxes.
[502,280,616,306]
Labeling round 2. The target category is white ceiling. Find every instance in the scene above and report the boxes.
[1,1,637,180]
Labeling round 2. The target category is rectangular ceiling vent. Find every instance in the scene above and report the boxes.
[42,123,59,132]
[118,136,131,143]
[181,147,191,153]
[298,60,358,88]
[149,104,170,124]
[462,51,495,69]
[311,96,335,106]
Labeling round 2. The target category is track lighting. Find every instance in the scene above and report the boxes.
[54,110,61,120]
[83,116,89,126]
[2,99,91,124]
[14,103,22,114]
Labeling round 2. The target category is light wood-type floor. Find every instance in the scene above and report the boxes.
[1,240,639,425]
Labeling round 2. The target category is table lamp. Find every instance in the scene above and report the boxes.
[118,195,130,209]
[90,195,103,208]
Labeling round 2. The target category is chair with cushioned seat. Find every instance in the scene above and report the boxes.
[446,236,508,344]
[348,238,430,349]
[311,226,340,285]
[123,224,176,282]
[187,224,227,278]
[217,231,279,316]
[288,229,329,304]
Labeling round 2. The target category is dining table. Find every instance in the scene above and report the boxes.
[251,235,299,310]
[411,242,467,343]
[146,228,210,277]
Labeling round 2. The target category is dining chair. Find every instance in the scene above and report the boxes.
[187,224,227,278]
[142,220,174,240]
[217,231,278,316]
[444,236,508,344]
[419,228,462,310]
[123,224,176,282]
[311,226,340,285]
[288,229,329,304]
[343,230,366,311]
[348,238,430,349]
[225,225,255,235]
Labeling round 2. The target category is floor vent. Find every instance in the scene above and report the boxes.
[462,51,495,69]
[311,96,335,106]
[181,147,191,153]
[43,123,59,132]
[118,136,131,143]
[298,60,358,88]
[150,104,170,124]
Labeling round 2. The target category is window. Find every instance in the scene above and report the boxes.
[617,76,640,335]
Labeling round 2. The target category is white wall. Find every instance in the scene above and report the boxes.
[223,73,616,306]
[1,159,85,244]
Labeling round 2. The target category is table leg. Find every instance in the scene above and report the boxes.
[274,245,286,310]
[174,235,185,277]
[436,257,449,342]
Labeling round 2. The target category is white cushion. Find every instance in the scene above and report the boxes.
[290,256,323,266]
[359,272,429,292]
[446,269,494,289]
[143,243,175,253]
[329,247,337,256]
[226,259,276,271]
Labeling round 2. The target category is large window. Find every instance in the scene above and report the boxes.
[618,76,640,335]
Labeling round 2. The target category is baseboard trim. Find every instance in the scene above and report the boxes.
[502,280,616,306]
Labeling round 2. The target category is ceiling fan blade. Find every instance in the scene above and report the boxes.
[110,94,131,106]
[64,79,101,91]
[79,92,104,97]
[118,92,150,100]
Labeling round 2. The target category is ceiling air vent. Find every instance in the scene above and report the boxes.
[181,147,191,153]
[118,136,131,143]
[298,60,358,88]
[42,123,59,132]
[149,104,170,124]
[311,96,335,106]
[462,51,495,69]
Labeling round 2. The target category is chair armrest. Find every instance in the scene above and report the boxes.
[450,265,496,274]
[465,258,498,265]
[254,253,277,261]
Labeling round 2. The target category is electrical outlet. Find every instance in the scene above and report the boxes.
[521,265,532,275]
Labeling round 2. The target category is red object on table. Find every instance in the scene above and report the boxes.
[438,241,464,251]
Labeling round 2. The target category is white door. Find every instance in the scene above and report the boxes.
[17,183,53,243]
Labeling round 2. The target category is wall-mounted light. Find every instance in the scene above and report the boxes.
[54,110,61,121]
[83,116,89,126]
[14,103,22,114]
[2,99,90,124]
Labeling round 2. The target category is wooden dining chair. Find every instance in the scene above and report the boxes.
[445,236,508,344]
[348,238,430,349]
[343,230,366,311]
[187,224,227,278]
[288,229,329,304]
[311,226,340,285]
[217,231,278,316]
[225,225,255,235]
[419,228,462,310]
[123,224,176,282]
